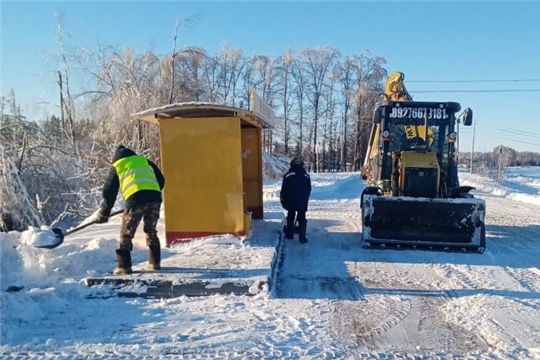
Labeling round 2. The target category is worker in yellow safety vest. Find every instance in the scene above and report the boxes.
[96,145,165,275]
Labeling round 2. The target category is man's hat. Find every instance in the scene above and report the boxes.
[290,157,304,167]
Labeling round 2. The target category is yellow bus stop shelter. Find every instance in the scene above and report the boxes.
[131,100,274,246]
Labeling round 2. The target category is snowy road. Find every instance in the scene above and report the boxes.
[269,173,540,358]
[274,199,365,301]
[2,171,540,359]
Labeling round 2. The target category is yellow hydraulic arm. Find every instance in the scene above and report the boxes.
[362,71,413,182]
[384,71,412,101]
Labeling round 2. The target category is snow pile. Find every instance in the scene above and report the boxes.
[19,226,61,248]
[0,230,119,291]
[460,168,540,206]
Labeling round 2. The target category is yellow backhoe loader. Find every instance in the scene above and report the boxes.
[360,72,486,253]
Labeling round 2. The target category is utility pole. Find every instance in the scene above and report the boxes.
[470,122,476,173]
[497,146,503,181]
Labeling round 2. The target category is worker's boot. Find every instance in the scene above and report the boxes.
[113,249,132,275]
[284,217,295,239]
[147,245,161,270]
[298,220,308,244]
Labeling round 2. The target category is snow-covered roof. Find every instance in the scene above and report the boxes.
[130,102,272,128]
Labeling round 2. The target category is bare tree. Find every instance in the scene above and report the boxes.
[299,46,341,172]
[83,47,162,151]
[351,54,387,170]
[291,57,308,159]
[175,47,211,101]
[218,45,249,106]
[274,48,296,155]
[54,12,77,146]
[200,52,223,103]
[336,56,362,171]
[167,14,199,103]
[250,54,277,152]
[318,65,339,171]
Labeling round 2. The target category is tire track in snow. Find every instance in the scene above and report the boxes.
[432,192,540,354]
[333,295,412,350]
[289,187,488,354]
[504,267,540,295]
[437,266,540,353]
[415,296,487,354]
[344,260,489,353]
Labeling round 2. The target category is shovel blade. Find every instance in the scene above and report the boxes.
[32,228,64,249]
[30,208,123,249]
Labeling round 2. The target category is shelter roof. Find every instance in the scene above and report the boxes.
[131,102,269,128]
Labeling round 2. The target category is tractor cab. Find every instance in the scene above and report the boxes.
[372,101,465,197]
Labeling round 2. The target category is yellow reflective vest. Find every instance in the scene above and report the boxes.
[113,155,160,201]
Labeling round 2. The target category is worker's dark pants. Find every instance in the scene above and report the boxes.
[286,210,307,241]
[119,202,161,251]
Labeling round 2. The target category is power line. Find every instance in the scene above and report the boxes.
[408,79,540,83]
[410,89,540,93]
[494,127,540,139]
[493,135,540,147]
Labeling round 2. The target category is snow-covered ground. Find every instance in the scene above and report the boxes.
[1,164,540,359]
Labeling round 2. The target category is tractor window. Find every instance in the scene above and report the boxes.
[387,123,445,153]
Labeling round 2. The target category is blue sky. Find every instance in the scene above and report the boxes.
[2,1,540,152]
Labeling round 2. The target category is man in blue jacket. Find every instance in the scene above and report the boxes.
[280,157,312,243]
[96,145,165,275]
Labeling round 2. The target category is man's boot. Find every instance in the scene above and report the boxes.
[284,217,295,239]
[147,245,161,270]
[113,249,133,275]
[298,220,308,244]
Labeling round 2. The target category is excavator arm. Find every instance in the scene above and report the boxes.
[384,71,413,101]
[362,71,413,186]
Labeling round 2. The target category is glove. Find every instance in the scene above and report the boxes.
[95,211,109,224]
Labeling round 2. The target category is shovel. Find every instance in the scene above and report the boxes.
[36,209,124,249]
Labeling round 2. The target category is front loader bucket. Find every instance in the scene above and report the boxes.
[361,195,486,253]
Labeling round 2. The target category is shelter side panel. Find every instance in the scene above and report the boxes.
[159,117,244,242]
[241,128,263,219]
